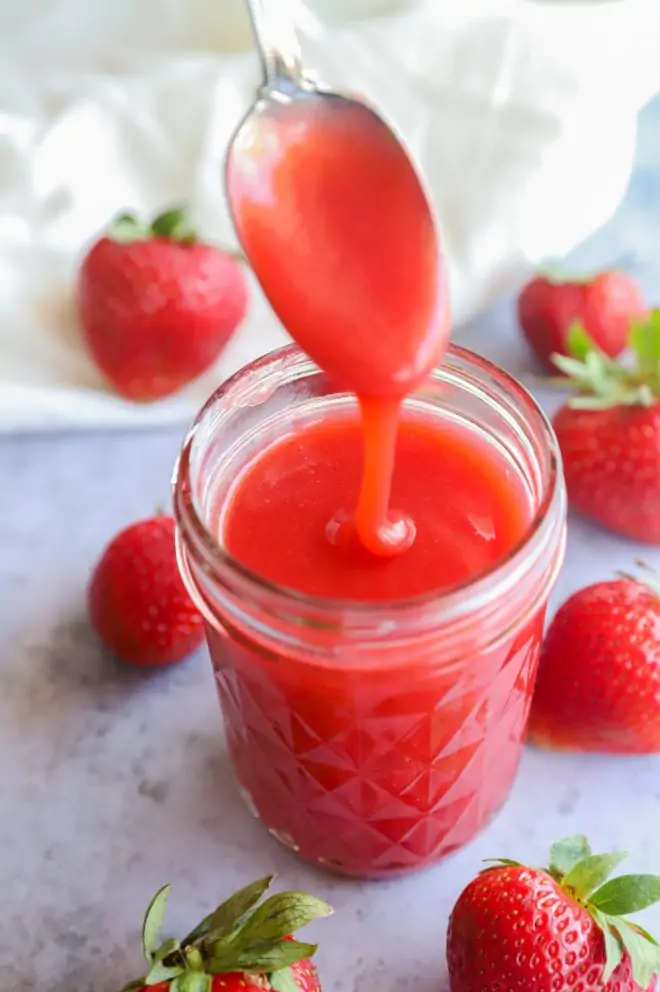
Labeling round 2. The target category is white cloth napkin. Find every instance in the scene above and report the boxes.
[1,0,658,433]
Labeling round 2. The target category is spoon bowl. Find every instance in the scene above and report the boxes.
[226,0,449,399]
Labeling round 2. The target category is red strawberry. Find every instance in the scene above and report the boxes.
[550,313,660,542]
[78,208,248,401]
[518,269,647,371]
[88,514,204,667]
[528,567,660,753]
[121,876,332,992]
[447,834,660,992]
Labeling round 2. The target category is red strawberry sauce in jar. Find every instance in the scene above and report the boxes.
[173,344,566,879]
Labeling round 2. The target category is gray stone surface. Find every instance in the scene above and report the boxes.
[2,97,660,991]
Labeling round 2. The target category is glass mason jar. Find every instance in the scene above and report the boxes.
[173,344,566,879]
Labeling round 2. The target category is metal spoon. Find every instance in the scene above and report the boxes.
[225,0,447,401]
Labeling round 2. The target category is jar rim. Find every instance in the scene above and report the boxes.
[173,342,564,621]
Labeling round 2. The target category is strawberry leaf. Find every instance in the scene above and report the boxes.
[482,858,521,870]
[562,852,628,901]
[630,310,660,378]
[144,959,185,986]
[612,918,660,988]
[592,909,624,984]
[182,876,274,946]
[142,884,172,963]
[631,922,660,946]
[132,879,330,988]
[549,835,592,877]
[209,939,319,974]
[270,967,304,992]
[108,212,150,244]
[551,353,598,385]
[234,891,334,945]
[151,207,197,244]
[591,875,660,915]
[566,322,597,361]
[551,315,660,409]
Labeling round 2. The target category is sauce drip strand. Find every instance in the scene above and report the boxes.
[354,397,416,557]
[227,95,450,556]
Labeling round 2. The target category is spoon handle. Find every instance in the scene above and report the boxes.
[244,0,304,90]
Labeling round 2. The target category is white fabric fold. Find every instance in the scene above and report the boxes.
[0,0,658,432]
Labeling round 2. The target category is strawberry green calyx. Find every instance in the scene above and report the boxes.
[120,878,333,992]
[487,834,660,988]
[106,208,245,258]
[106,212,150,244]
[150,208,198,244]
[107,207,199,246]
[550,311,660,410]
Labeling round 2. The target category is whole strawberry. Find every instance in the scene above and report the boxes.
[551,313,660,543]
[528,568,660,753]
[447,834,660,992]
[88,514,203,667]
[78,208,248,401]
[121,876,332,992]
[518,269,647,371]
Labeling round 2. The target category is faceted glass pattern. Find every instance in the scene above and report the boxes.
[207,609,546,879]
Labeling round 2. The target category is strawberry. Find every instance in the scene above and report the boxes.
[447,834,660,992]
[121,876,332,992]
[518,270,647,371]
[78,208,248,401]
[88,514,204,667]
[550,313,660,542]
[528,566,660,753]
